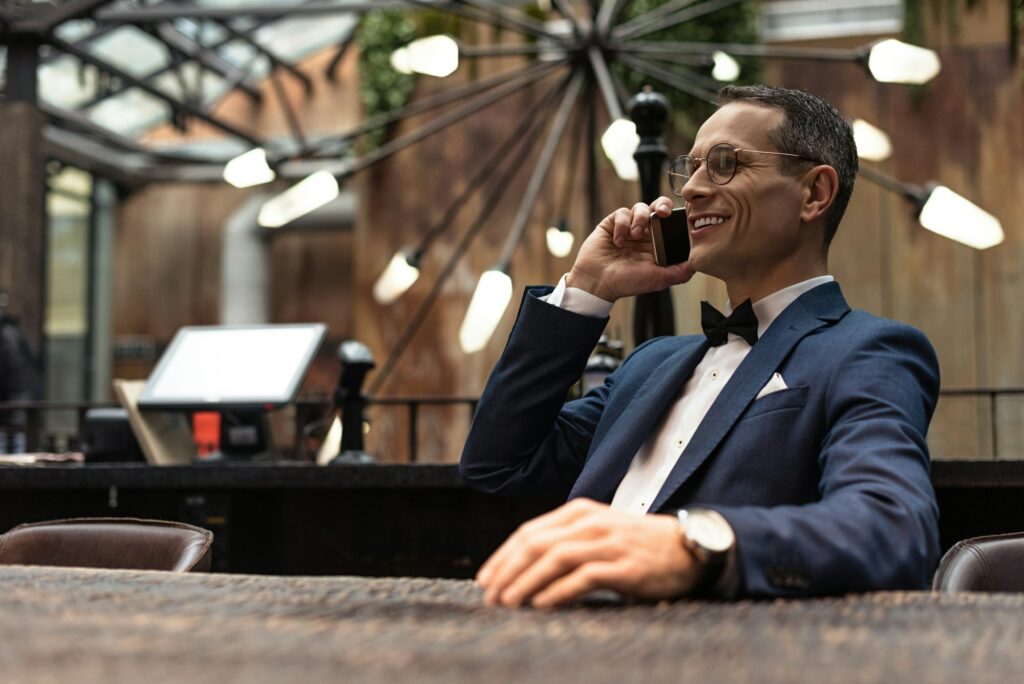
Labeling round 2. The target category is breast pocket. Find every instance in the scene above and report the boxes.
[743,385,809,419]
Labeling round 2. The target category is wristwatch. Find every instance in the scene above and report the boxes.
[676,508,735,589]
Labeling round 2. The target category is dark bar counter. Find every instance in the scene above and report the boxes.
[1,565,1022,684]
[0,461,1022,576]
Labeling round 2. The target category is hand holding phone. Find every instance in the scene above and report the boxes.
[650,207,690,267]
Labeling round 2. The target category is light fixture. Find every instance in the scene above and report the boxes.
[459,269,513,353]
[373,250,421,304]
[222,148,276,188]
[546,220,574,258]
[391,35,460,78]
[390,47,413,75]
[918,185,1003,250]
[601,118,640,181]
[866,39,941,85]
[711,51,740,82]
[852,119,892,162]
[257,171,339,228]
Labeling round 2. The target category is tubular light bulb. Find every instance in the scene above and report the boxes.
[223,148,276,188]
[918,186,1003,250]
[711,51,740,82]
[601,118,640,181]
[403,35,459,78]
[257,171,339,228]
[390,47,413,74]
[852,119,892,162]
[373,251,421,304]
[546,225,574,258]
[867,39,941,85]
[459,270,513,353]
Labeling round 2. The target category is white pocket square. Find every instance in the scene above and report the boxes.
[755,372,789,400]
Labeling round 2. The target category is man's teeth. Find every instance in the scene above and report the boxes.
[694,216,727,228]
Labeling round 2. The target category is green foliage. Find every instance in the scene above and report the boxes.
[905,0,1022,77]
[356,10,417,152]
[903,0,926,45]
[613,0,761,143]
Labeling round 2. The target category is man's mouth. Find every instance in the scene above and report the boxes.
[691,215,730,234]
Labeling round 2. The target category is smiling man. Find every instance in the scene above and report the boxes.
[460,85,940,607]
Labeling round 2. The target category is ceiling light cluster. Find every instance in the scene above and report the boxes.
[210,3,999,363]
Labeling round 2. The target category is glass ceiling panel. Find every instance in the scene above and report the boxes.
[86,87,169,137]
[218,41,260,70]
[253,14,359,62]
[88,26,171,79]
[25,0,360,149]
[39,54,100,110]
[172,18,228,46]
[53,19,97,43]
[150,63,230,107]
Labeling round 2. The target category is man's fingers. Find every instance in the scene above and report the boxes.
[650,196,674,217]
[482,520,598,606]
[609,207,633,247]
[629,202,652,240]
[498,539,618,607]
[530,560,627,609]
[476,500,602,589]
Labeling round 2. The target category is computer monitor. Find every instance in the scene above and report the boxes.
[138,324,327,460]
[139,323,327,411]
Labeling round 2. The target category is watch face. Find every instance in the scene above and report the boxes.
[686,511,735,554]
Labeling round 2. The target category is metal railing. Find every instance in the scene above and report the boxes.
[0,396,480,463]
[3,388,1023,461]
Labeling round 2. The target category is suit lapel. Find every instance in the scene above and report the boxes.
[648,282,850,512]
[568,338,709,503]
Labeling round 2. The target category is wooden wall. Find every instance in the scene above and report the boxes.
[752,4,1024,460]
[113,2,1024,462]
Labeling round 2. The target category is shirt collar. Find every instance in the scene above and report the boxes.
[726,275,835,340]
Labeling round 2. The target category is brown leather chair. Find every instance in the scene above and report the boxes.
[932,532,1024,592]
[0,518,213,572]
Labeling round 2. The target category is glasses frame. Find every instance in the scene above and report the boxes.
[667,143,820,194]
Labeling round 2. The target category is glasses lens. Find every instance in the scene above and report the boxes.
[708,144,737,184]
[668,157,689,195]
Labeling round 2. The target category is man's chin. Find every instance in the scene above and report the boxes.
[686,251,719,278]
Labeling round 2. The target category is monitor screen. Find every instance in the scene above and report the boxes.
[138,324,327,410]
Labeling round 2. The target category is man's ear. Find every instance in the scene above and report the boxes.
[800,165,839,224]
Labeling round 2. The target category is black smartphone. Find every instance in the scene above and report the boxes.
[650,207,690,267]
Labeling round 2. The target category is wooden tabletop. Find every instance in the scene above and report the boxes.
[1,566,1022,683]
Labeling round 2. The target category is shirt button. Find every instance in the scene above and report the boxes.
[675,439,684,449]
[710,370,720,380]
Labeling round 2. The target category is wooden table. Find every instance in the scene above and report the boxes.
[1,566,1022,683]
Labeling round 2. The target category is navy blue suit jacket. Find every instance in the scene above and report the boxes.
[460,281,941,597]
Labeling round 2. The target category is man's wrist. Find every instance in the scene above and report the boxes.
[566,269,615,303]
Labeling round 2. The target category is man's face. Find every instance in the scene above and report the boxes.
[680,103,810,284]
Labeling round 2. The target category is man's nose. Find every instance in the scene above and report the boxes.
[680,166,714,205]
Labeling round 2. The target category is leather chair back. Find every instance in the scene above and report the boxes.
[932,532,1024,592]
[0,518,213,572]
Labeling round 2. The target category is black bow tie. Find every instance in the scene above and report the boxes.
[701,299,759,347]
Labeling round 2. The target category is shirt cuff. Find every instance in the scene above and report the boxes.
[540,274,614,319]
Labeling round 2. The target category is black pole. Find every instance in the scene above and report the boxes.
[629,87,675,344]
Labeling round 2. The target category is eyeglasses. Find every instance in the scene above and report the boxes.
[667,142,819,194]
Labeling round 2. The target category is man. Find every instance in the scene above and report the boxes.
[459,85,940,607]
[0,290,43,429]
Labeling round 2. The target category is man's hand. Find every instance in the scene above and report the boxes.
[567,197,695,302]
[476,499,703,608]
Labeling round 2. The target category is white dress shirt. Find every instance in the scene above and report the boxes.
[544,274,835,514]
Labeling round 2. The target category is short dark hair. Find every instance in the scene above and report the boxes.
[716,85,858,247]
